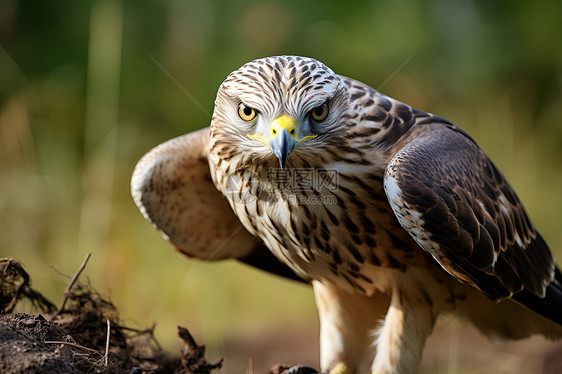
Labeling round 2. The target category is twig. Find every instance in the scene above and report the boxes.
[115,322,163,350]
[104,318,111,366]
[51,253,91,319]
[113,323,153,334]
[44,341,101,355]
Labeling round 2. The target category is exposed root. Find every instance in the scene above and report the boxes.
[0,258,56,314]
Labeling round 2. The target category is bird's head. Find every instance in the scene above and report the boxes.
[210,56,351,170]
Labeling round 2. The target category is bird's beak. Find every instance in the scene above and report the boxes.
[268,115,297,170]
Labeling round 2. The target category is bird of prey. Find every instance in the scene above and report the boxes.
[132,56,562,374]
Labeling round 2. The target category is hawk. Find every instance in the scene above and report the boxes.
[132,56,562,374]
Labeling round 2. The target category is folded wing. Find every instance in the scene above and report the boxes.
[384,123,562,324]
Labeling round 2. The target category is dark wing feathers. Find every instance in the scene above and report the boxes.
[385,124,557,307]
[512,267,562,326]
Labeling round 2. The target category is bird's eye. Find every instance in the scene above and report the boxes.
[238,103,258,122]
[310,103,329,122]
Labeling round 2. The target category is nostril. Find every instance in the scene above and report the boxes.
[272,129,277,135]
[290,129,295,135]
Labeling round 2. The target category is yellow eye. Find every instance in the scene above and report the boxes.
[238,103,257,122]
[310,103,329,121]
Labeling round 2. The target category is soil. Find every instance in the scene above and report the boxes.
[0,257,224,374]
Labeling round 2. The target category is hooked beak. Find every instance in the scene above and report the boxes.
[269,127,297,170]
[246,114,317,170]
[268,115,298,170]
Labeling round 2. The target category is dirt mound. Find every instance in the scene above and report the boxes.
[0,256,223,374]
[1,313,101,374]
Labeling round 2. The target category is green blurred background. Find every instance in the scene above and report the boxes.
[1,0,561,373]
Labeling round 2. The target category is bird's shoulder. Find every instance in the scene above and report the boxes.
[337,75,459,152]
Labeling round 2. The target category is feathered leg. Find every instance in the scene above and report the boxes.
[313,281,389,373]
[371,283,435,374]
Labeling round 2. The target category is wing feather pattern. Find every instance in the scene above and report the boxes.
[131,127,303,282]
[384,123,562,324]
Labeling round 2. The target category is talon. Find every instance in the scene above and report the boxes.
[329,362,350,374]
[284,366,322,374]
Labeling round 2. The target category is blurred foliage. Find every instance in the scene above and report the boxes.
[1,0,562,372]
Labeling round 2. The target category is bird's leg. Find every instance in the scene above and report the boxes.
[371,283,435,374]
[312,281,389,374]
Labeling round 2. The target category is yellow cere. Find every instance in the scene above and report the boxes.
[246,114,317,148]
[270,115,296,138]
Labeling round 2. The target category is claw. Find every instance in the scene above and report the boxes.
[329,362,350,374]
